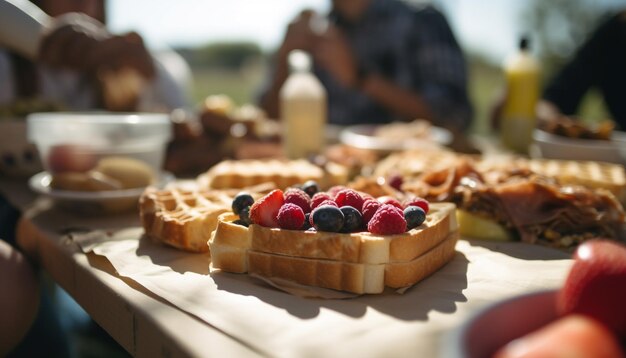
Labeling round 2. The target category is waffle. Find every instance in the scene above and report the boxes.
[209,203,458,294]
[199,159,348,190]
[139,186,236,252]
[521,159,626,203]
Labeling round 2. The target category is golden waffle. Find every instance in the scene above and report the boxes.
[199,159,348,190]
[519,159,626,203]
[140,186,235,252]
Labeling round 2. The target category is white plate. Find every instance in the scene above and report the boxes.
[339,124,452,152]
[28,171,174,214]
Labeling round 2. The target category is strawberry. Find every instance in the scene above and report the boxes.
[557,239,626,338]
[249,189,284,228]
[494,315,625,358]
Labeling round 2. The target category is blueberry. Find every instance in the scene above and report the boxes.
[301,180,320,198]
[340,206,362,233]
[232,192,254,215]
[312,205,344,232]
[239,206,251,225]
[404,206,426,230]
[302,213,312,230]
[233,219,249,227]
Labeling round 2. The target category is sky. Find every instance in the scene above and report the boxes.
[106,0,625,65]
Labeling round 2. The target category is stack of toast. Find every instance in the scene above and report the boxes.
[209,203,458,294]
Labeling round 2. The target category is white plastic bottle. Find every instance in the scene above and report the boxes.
[280,50,327,159]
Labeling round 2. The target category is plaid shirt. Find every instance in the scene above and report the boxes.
[317,1,472,129]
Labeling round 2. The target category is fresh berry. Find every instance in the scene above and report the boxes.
[361,198,381,225]
[334,189,365,212]
[249,189,284,228]
[327,185,347,197]
[493,315,625,358]
[239,206,251,225]
[377,196,403,210]
[232,219,249,227]
[340,206,362,233]
[387,174,403,192]
[367,204,407,235]
[404,206,426,230]
[303,213,312,230]
[312,205,345,232]
[232,192,254,215]
[301,180,320,197]
[557,239,626,337]
[284,188,312,213]
[404,197,429,214]
[277,203,305,230]
[311,192,333,209]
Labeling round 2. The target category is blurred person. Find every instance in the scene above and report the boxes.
[0,0,190,113]
[258,0,473,135]
[537,11,626,129]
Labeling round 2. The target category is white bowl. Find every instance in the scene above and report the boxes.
[532,129,626,164]
[443,290,558,358]
[27,112,172,175]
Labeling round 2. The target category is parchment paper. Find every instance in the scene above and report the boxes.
[72,229,572,358]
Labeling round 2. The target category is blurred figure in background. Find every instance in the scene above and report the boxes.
[538,11,626,129]
[258,0,473,135]
[0,0,190,113]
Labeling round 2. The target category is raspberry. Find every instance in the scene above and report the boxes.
[387,174,403,192]
[362,198,381,225]
[284,188,312,213]
[277,203,305,230]
[249,189,284,228]
[311,192,333,209]
[334,189,365,212]
[378,196,403,210]
[367,204,407,235]
[327,185,347,197]
[404,197,429,214]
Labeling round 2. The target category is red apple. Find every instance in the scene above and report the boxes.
[557,239,626,338]
[46,144,97,174]
[494,315,625,358]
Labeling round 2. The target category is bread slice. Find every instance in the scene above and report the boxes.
[198,159,348,190]
[210,202,457,264]
[220,231,458,294]
[209,203,458,293]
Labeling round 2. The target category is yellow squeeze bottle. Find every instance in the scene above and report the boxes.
[500,37,540,154]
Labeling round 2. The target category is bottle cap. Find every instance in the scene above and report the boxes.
[519,36,530,50]
[288,50,312,73]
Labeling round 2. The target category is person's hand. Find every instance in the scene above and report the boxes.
[38,13,155,79]
[279,10,317,57]
[313,23,358,88]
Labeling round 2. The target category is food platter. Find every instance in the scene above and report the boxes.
[339,123,452,152]
[29,171,174,213]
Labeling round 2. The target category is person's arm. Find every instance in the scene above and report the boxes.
[258,10,317,119]
[0,0,51,59]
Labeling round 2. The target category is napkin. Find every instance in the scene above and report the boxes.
[72,229,572,357]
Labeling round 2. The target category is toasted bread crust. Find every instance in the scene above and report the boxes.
[209,203,458,294]
[246,232,458,294]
